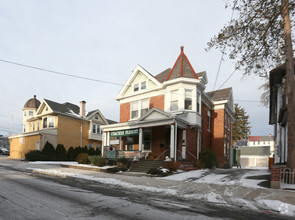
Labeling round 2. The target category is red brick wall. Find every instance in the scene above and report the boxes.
[211,108,226,167]
[151,126,168,159]
[120,103,130,122]
[201,102,212,151]
[150,95,165,110]
[186,127,197,159]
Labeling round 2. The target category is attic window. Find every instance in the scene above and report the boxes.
[95,115,98,120]
[133,83,139,92]
[141,81,146,90]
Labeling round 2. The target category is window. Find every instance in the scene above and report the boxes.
[33,123,35,131]
[207,110,211,131]
[126,137,134,150]
[95,115,98,120]
[225,113,227,128]
[29,111,33,116]
[43,118,47,128]
[171,90,178,111]
[88,143,93,149]
[133,83,139,92]
[141,99,149,116]
[24,111,26,116]
[197,92,201,114]
[96,125,101,134]
[23,125,26,133]
[224,136,227,156]
[48,118,54,127]
[92,124,96,133]
[184,90,192,110]
[131,102,139,119]
[37,122,40,131]
[141,81,146,90]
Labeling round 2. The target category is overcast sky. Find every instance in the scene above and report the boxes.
[0,0,274,137]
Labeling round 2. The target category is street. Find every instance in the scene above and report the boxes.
[0,164,290,220]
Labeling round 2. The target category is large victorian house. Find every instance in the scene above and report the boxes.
[102,47,234,168]
[9,96,114,159]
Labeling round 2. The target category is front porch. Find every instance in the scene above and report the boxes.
[101,108,201,163]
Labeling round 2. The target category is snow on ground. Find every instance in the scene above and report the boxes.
[31,168,177,195]
[162,168,270,189]
[257,200,295,216]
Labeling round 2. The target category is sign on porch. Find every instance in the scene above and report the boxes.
[110,128,139,137]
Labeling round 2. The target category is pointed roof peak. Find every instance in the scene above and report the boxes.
[165,46,198,81]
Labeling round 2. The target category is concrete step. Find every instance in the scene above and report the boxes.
[130,160,164,173]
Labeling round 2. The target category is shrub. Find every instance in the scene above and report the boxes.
[74,146,82,160]
[76,153,89,164]
[67,147,76,161]
[81,146,88,154]
[88,155,105,167]
[147,168,172,176]
[56,144,67,161]
[95,147,101,156]
[25,150,46,161]
[116,157,131,169]
[88,147,95,156]
[42,141,56,161]
[199,149,218,169]
[106,167,121,173]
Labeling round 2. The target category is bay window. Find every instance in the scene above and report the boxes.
[171,90,178,111]
[185,90,192,110]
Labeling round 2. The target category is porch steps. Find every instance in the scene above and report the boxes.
[130,160,164,173]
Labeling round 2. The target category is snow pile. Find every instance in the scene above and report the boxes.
[257,200,295,216]
[29,161,78,165]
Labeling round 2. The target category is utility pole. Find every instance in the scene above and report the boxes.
[282,0,295,170]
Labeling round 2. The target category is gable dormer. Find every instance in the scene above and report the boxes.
[116,65,161,100]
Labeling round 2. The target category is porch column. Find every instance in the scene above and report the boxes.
[102,132,107,157]
[170,123,175,158]
[182,130,186,159]
[106,132,110,146]
[119,137,122,150]
[139,128,143,158]
[174,122,177,162]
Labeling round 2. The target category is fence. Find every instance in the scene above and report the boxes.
[281,168,295,188]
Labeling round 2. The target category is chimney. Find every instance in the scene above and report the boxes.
[80,101,86,117]
[34,95,37,108]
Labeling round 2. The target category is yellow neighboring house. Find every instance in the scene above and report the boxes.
[9,95,115,159]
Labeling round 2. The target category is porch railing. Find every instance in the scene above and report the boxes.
[154,149,169,161]
[177,149,197,162]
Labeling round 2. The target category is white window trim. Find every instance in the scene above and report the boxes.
[130,99,150,120]
[197,91,201,115]
[133,80,147,93]
[184,89,193,110]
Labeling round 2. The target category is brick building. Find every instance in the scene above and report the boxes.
[102,47,234,168]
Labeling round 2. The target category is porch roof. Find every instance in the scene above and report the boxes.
[101,108,189,132]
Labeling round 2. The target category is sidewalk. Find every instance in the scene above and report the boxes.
[1,157,295,217]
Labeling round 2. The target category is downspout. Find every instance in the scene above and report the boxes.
[80,120,83,147]
[174,121,177,162]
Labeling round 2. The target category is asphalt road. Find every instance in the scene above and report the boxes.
[0,165,291,220]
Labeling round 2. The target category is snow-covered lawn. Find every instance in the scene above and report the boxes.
[162,168,270,189]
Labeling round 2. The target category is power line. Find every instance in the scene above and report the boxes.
[0,59,125,87]
[213,1,237,90]
[217,68,238,90]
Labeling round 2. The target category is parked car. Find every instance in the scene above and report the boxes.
[0,147,9,155]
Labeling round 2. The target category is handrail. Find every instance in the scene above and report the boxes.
[177,149,196,160]
[155,149,169,161]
